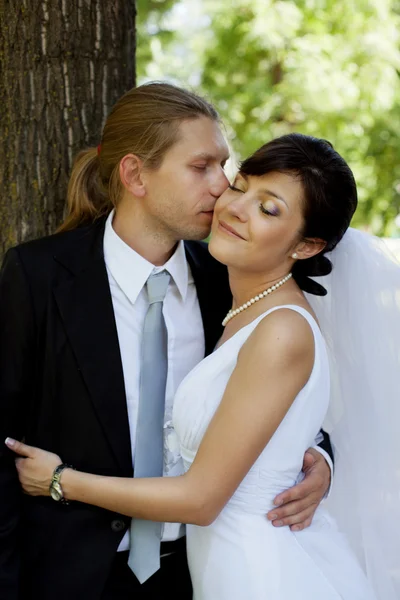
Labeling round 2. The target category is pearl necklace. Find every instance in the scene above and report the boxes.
[222,273,293,327]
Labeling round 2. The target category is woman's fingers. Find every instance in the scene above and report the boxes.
[5,439,62,497]
[5,438,36,458]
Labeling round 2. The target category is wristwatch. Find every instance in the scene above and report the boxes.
[49,463,73,504]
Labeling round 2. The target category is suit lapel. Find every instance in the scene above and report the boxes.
[185,242,232,356]
[53,221,132,474]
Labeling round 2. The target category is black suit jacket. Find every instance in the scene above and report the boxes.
[0,219,332,599]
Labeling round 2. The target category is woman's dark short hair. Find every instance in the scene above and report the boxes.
[240,133,358,295]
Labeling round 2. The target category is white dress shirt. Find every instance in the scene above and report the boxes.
[103,212,205,548]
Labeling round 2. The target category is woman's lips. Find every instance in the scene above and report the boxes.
[218,220,245,240]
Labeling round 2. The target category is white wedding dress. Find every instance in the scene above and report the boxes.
[173,305,377,600]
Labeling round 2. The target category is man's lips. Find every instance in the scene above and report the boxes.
[218,220,246,240]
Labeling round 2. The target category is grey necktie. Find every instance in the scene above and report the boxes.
[128,271,170,584]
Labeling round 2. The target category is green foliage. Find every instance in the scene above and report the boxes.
[136,0,178,79]
[137,0,400,234]
[136,0,208,84]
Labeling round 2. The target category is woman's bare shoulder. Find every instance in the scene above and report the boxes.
[239,306,315,374]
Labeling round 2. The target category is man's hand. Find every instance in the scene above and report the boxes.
[5,438,61,496]
[267,448,331,531]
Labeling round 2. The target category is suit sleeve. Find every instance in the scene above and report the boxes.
[317,429,334,464]
[0,248,35,599]
[313,429,334,498]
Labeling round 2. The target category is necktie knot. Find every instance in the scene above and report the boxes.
[146,271,170,305]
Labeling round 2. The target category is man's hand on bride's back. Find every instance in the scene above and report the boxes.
[266,448,330,531]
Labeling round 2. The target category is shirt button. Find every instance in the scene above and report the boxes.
[111,519,126,532]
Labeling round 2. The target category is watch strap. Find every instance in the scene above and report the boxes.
[50,463,74,504]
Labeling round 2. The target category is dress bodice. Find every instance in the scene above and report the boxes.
[173,305,331,512]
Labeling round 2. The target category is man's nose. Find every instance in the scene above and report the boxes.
[210,169,230,198]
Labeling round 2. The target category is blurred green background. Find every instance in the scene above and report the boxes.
[136,0,400,243]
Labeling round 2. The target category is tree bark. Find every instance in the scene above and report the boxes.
[0,0,136,258]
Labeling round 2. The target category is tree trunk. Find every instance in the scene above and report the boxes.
[0,0,136,259]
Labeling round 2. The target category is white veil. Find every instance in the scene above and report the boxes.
[306,228,400,599]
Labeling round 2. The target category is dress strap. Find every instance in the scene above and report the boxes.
[246,304,320,337]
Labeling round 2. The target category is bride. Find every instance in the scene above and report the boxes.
[6,133,399,599]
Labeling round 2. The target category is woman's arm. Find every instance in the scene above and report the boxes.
[8,309,314,527]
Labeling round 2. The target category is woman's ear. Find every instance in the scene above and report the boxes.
[119,154,146,197]
[295,238,327,260]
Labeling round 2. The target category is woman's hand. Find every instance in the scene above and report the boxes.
[5,438,62,496]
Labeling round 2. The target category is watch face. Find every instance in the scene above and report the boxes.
[50,482,63,501]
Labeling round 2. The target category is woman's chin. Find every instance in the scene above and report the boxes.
[208,237,236,267]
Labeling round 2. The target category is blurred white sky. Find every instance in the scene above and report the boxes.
[384,238,400,260]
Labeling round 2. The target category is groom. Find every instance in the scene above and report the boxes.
[0,82,333,600]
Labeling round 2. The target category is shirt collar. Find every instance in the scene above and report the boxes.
[160,236,190,300]
[103,211,189,305]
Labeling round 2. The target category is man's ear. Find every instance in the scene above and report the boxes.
[295,238,327,261]
[119,154,146,197]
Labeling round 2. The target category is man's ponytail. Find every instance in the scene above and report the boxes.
[57,148,113,233]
